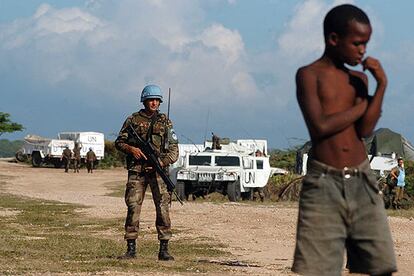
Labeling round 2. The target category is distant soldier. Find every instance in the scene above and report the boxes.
[212,133,221,150]
[115,84,179,260]
[73,143,82,173]
[86,148,97,173]
[61,146,72,173]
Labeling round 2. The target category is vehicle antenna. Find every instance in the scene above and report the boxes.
[164,88,172,151]
[203,108,210,142]
[181,134,201,152]
[167,88,171,120]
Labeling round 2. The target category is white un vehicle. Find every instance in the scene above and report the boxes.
[16,132,105,167]
[174,139,286,202]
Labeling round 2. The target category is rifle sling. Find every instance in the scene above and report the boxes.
[146,113,159,143]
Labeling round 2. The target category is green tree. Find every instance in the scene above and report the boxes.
[98,140,125,168]
[269,147,299,172]
[404,160,414,197]
[0,112,23,136]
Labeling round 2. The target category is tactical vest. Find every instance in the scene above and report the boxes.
[125,110,170,171]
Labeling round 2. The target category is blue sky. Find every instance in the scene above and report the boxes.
[1,0,413,149]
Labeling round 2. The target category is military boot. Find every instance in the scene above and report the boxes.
[158,240,174,261]
[118,239,136,259]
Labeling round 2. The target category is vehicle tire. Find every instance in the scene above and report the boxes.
[53,160,62,168]
[31,152,42,167]
[176,181,186,202]
[15,150,27,162]
[227,180,241,202]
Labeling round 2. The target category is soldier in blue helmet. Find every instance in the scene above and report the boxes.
[115,84,179,260]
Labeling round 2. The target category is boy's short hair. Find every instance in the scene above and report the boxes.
[397,157,404,162]
[323,4,370,40]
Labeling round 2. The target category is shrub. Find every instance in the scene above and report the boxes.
[269,148,297,173]
[404,160,414,197]
[98,140,125,169]
[264,173,302,201]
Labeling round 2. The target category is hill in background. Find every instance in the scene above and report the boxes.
[0,139,23,157]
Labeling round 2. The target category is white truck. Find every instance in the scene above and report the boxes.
[16,132,105,167]
[58,132,105,160]
[174,139,280,202]
[299,152,397,177]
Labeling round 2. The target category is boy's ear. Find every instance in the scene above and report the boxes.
[327,32,339,47]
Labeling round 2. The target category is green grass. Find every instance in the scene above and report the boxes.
[0,192,230,275]
[387,208,414,219]
[104,181,125,197]
[104,180,301,210]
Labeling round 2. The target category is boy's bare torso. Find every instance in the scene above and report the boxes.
[299,60,368,168]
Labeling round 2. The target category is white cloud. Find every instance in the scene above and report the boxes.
[33,5,102,35]
[33,3,51,18]
[277,0,325,61]
[231,72,257,97]
[198,24,245,65]
[0,0,258,109]
[2,0,409,147]
[277,0,354,62]
[1,4,109,51]
[267,0,366,108]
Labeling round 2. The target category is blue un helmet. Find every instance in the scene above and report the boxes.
[140,84,163,103]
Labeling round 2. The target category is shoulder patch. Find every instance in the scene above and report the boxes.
[170,128,178,141]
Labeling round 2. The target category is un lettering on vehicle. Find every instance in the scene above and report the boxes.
[243,171,255,184]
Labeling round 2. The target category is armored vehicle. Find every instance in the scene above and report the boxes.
[175,139,273,201]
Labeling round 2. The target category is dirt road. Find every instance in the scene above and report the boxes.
[1,160,413,275]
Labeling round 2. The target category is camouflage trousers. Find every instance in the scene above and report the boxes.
[63,158,70,172]
[252,187,265,202]
[86,161,94,173]
[73,158,81,172]
[123,170,172,241]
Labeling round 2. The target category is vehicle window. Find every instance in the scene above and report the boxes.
[215,156,240,166]
[189,156,211,166]
[256,160,263,170]
[243,157,253,169]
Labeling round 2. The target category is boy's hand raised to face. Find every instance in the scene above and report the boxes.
[362,57,387,88]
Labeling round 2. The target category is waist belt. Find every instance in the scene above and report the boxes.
[308,158,371,179]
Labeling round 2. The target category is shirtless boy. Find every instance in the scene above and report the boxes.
[292,4,396,276]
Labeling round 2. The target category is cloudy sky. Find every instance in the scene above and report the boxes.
[1,0,413,148]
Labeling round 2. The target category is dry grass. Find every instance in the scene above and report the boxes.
[0,192,230,275]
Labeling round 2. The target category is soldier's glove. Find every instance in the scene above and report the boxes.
[125,145,147,161]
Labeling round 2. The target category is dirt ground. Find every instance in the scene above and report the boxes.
[1,160,413,275]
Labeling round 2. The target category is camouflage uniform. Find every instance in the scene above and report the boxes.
[86,149,97,173]
[62,148,72,173]
[115,109,179,241]
[252,187,265,202]
[73,147,81,173]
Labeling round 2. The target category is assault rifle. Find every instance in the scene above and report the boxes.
[125,124,184,205]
